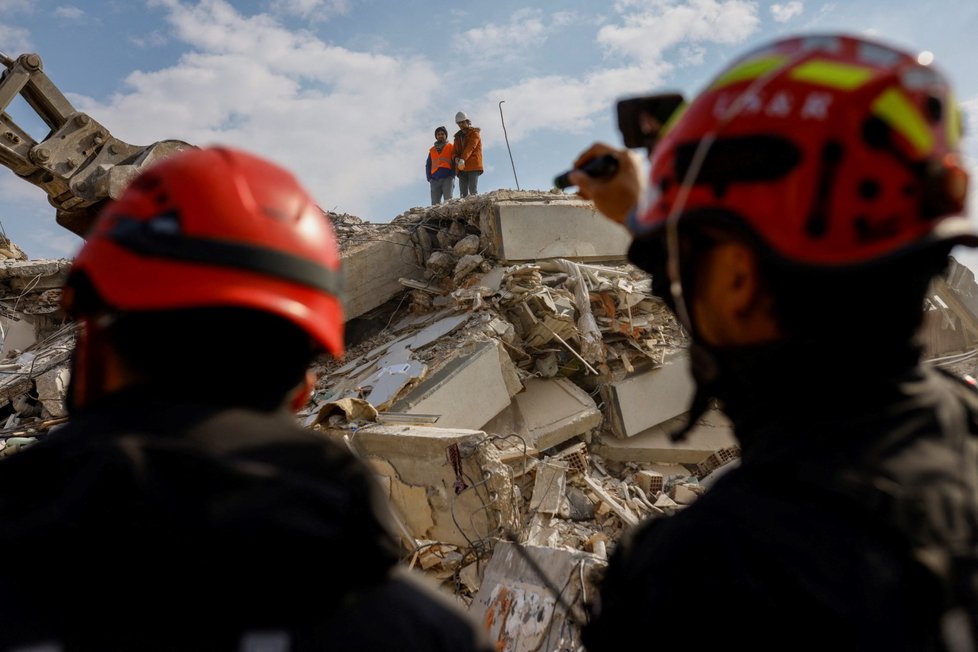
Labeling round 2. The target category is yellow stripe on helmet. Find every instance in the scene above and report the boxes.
[947,93,963,148]
[872,87,934,156]
[788,60,875,90]
[710,55,788,90]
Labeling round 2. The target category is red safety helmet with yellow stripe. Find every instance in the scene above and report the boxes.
[630,33,976,268]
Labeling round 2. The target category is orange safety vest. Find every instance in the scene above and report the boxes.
[429,143,454,174]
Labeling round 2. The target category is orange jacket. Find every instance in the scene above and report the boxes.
[453,127,483,172]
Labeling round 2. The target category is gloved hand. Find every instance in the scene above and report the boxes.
[456,158,465,171]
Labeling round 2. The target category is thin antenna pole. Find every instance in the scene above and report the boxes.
[498,100,520,190]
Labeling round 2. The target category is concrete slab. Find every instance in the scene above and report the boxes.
[326,423,518,547]
[389,340,520,429]
[529,461,568,515]
[470,541,604,652]
[0,315,35,358]
[341,231,423,319]
[481,377,602,451]
[601,351,695,439]
[592,408,737,464]
[480,200,630,263]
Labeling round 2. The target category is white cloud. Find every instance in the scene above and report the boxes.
[453,9,549,60]
[770,1,803,23]
[597,0,760,63]
[479,62,668,144]
[0,0,31,12]
[0,24,32,54]
[552,11,581,27]
[54,5,85,20]
[74,0,442,221]
[480,0,761,144]
[129,30,169,48]
[269,0,350,21]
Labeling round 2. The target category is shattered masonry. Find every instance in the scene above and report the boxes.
[5,190,978,650]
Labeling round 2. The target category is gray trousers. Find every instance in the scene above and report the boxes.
[458,171,481,197]
[429,177,454,204]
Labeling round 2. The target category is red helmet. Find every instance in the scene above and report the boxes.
[65,146,344,356]
[631,34,976,266]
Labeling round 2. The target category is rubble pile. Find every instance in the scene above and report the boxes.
[0,253,75,457]
[4,192,977,649]
[309,191,742,649]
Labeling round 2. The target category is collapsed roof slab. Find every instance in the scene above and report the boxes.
[601,350,695,439]
[341,230,424,320]
[592,408,737,464]
[389,339,522,430]
[479,200,631,263]
[469,541,604,652]
[482,377,602,452]
[321,423,518,548]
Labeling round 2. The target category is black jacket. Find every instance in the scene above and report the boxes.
[584,345,978,651]
[0,388,490,651]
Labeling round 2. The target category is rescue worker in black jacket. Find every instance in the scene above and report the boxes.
[0,146,492,652]
[569,34,978,650]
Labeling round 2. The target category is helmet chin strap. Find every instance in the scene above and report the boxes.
[661,54,806,442]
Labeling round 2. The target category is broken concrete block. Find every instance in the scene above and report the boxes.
[453,234,480,257]
[655,493,679,509]
[35,365,69,418]
[481,377,602,451]
[342,231,424,319]
[601,350,696,439]
[453,254,484,284]
[479,200,630,263]
[389,340,520,430]
[565,486,596,521]
[426,251,456,277]
[673,483,699,505]
[322,423,518,548]
[470,542,604,652]
[524,512,560,547]
[592,408,737,464]
[529,461,568,515]
[0,315,36,359]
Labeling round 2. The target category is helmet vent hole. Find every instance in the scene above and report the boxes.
[862,116,891,149]
[924,95,943,123]
[858,179,881,200]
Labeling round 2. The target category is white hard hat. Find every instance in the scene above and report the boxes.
[455,111,469,123]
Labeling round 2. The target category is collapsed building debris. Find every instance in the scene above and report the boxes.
[16,191,978,647]
[308,190,742,646]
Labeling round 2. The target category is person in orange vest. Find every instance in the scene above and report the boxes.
[453,111,483,197]
[426,125,455,205]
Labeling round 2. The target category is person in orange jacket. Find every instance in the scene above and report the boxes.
[426,126,455,205]
[453,111,483,197]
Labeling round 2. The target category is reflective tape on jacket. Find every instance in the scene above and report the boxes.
[430,144,454,173]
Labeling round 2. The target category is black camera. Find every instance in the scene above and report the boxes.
[616,92,685,150]
[554,93,685,189]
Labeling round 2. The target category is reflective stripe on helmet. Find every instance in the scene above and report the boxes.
[108,214,343,297]
[709,55,787,90]
[947,94,963,148]
[872,87,934,156]
[788,59,874,90]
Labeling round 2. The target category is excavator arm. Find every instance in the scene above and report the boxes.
[0,51,192,237]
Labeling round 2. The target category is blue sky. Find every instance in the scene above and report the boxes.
[1,0,978,265]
